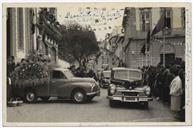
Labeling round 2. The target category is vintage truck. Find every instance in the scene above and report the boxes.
[13,68,100,103]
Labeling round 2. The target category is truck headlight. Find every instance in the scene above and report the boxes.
[145,86,151,96]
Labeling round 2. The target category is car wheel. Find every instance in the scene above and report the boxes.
[41,97,50,101]
[72,90,87,103]
[109,100,117,107]
[141,102,149,109]
[25,90,37,103]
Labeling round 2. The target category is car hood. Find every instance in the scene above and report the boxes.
[69,77,96,83]
[111,79,143,89]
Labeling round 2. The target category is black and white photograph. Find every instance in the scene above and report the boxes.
[2,2,192,127]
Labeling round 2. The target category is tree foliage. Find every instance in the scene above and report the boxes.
[59,23,99,68]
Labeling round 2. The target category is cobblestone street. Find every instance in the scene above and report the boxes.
[7,89,178,122]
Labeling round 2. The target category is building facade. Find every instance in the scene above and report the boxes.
[6,8,62,64]
[37,8,62,64]
[7,8,36,62]
[98,26,125,69]
[96,47,120,71]
[122,7,185,68]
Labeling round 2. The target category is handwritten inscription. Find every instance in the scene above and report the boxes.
[62,7,124,28]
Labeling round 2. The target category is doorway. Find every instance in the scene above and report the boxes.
[160,53,175,66]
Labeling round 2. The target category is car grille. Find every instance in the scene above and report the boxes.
[122,92,139,96]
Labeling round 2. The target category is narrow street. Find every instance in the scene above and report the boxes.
[7,88,178,122]
[4,5,188,127]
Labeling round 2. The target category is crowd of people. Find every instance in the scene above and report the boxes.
[68,65,98,81]
[141,60,185,121]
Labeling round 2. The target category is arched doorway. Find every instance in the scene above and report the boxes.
[160,43,175,66]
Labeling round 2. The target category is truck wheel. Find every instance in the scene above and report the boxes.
[72,90,86,103]
[141,102,149,109]
[25,90,37,103]
[109,100,117,107]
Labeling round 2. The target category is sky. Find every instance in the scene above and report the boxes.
[57,3,125,41]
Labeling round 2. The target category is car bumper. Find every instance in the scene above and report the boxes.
[107,95,153,102]
[87,90,100,96]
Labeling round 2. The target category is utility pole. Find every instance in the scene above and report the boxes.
[145,31,149,67]
[163,8,167,67]
[163,28,166,67]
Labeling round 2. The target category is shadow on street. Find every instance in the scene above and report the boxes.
[34,98,99,105]
[109,102,151,110]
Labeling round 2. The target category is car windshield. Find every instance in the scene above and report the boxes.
[103,71,111,78]
[114,70,142,81]
[63,70,74,79]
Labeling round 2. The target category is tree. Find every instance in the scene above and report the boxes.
[59,23,99,68]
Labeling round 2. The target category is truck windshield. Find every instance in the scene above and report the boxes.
[63,70,74,79]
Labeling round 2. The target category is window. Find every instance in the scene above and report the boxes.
[140,8,151,32]
[52,71,66,79]
[160,8,172,35]
[161,8,172,29]
[63,70,74,79]
[181,8,185,28]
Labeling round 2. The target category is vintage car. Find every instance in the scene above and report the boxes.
[14,68,100,103]
[99,70,111,88]
[107,67,152,108]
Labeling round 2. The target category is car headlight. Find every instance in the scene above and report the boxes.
[145,86,151,96]
[110,84,116,94]
[90,84,95,91]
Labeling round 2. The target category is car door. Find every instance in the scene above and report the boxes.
[49,70,68,97]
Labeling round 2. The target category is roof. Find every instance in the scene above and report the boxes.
[112,67,141,72]
[50,68,70,71]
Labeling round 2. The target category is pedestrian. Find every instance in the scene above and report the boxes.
[7,76,12,102]
[7,56,15,76]
[146,66,156,96]
[178,67,185,121]
[163,69,174,104]
[7,56,15,102]
[69,65,76,75]
[155,67,164,101]
[169,65,183,119]
[87,69,97,81]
